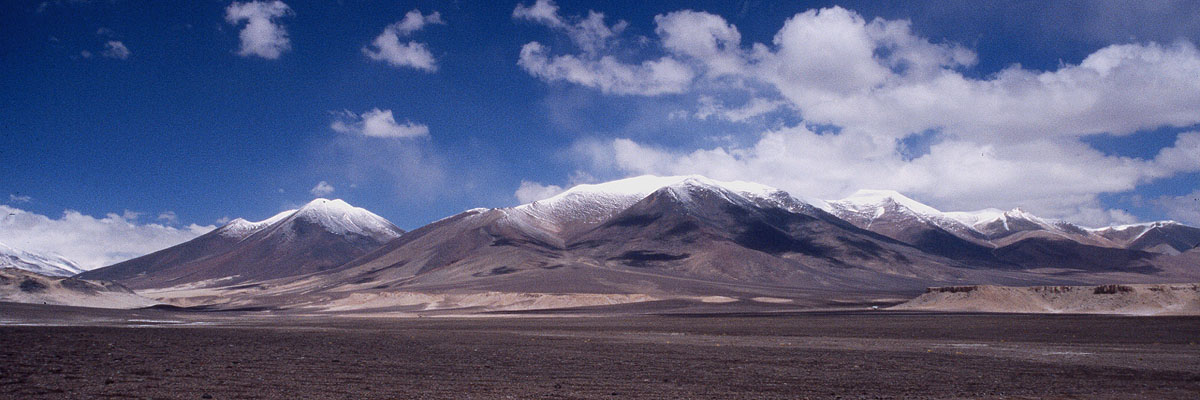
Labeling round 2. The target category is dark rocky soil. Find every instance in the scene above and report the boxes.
[2,305,1199,399]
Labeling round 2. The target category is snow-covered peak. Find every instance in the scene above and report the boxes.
[217,210,293,239]
[833,189,945,217]
[0,241,84,277]
[945,208,1015,228]
[215,199,402,241]
[1094,220,1182,233]
[291,198,403,239]
[510,175,824,231]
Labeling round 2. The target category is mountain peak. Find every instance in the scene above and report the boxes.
[1102,220,1183,232]
[292,198,403,240]
[214,199,402,241]
[512,175,826,230]
[835,189,944,217]
[216,210,292,239]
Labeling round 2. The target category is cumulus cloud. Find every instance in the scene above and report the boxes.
[1155,190,1200,225]
[310,181,334,197]
[514,180,564,203]
[330,108,429,139]
[101,40,130,59]
[364,9,444,72]
[514,0,693,95]
[8,194,31,203]
[521,5,1200,225]
[225,1,293,60]
[0,205,213,270]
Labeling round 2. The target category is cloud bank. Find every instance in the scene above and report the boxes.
[0,205,213,270]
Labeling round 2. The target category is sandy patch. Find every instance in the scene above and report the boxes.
[316,291,657,312]
[751,297,793,304]
[893,283,1200,315]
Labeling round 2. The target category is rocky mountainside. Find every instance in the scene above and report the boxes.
[68,176,1200,312]
[78,199,404,289]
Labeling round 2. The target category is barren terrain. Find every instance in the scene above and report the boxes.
[2,302,1199,399]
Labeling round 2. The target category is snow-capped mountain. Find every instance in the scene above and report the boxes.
[0,241,84,277]
[943,208,1108,246]
[68,177,1200,310]
[310,176,1020,303]
[1091,221,1200,255]
[827,190,996,261]
[829,190,985,242]
[510,175,825,231]
[824,188,1200,278]
[78,198,404,289]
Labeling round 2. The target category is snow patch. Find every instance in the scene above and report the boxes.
[0,242,84,277]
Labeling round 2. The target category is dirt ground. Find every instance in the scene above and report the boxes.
[2,304,1199,399]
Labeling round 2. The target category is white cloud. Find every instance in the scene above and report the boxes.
[514,180,564,203]
[514,0,692,95]
[330,108,429,139]
[225,1,293,60]
[693,96,786,122]
[393,9,444,36]
[364,9,444,72]
[310,181,334,197]
[8,194,31,203]
[1155,190,1200,225]
[577,123,1200,226]
[524,5,1200,226]
[79,50,92,59]
[215,216,232,225]
[518,42,694,95]
[514,0,628,54]
[654,10,747,77]
[0,205,214,270]
[156,211,178,224]
[101,40,130,59]
[513,0,564,29]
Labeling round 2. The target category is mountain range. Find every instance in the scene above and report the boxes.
[11,175,1200,311]
[1,242,84,277]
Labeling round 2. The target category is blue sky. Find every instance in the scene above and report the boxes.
[2,1,1200,267]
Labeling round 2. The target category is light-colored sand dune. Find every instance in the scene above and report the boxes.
[893,283,1200,315]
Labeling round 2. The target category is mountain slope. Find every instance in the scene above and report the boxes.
[281,177,1047,311]
[1092,221,1200,255]
[66,176,1200,312]
[827,191,1189,274]
[1,268,157,309]
[828,190,997,262]
[0,242,84,277]
[78,199,403,289]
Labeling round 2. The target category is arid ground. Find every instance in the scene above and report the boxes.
[2,303,1199,399]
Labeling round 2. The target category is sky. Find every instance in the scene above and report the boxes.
[2,0,1199,269]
